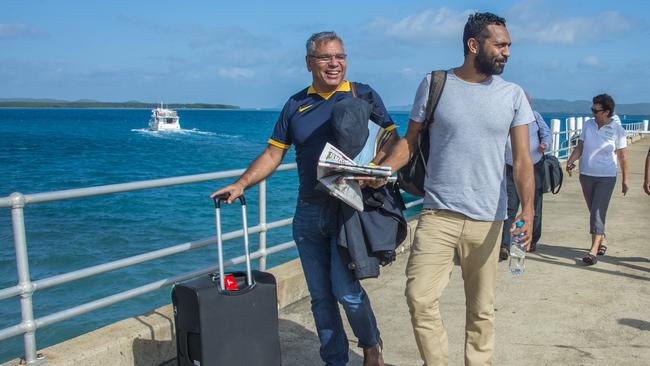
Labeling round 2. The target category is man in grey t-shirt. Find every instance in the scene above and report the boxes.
[378,12,534,365]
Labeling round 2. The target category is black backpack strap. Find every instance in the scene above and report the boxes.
[350,81,357,97]
[423,70,447,128]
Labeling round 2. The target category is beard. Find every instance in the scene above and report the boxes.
[475,48,507,76]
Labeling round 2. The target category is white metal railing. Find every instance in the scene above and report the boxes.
[547,117,649,159]
[0,163,423,365]
[623,121,649,138]
[2,114,645,364]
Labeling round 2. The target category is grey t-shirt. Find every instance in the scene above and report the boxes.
[409,70,534,221]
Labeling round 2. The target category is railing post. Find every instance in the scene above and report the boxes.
[258,180,267,271]
[551,119,561,157]
[576,116,583,134]
[10,193,47,365]
[567,117,576,140]
[644,120,649,133]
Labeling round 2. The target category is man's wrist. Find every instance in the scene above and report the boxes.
[520,209,534,218]
[234,180,247,190]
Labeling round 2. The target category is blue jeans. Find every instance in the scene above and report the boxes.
[292,199,380,366]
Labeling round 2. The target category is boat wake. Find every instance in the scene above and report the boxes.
[131,128,217,137]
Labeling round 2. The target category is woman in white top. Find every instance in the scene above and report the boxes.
[566,94,629,266]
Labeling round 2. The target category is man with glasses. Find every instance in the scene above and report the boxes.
[377,12,534,365]
[212,31,396,366]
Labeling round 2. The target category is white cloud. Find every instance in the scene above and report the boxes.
[369,6,636,47]
[577,56,606,69]
[398,67,418,76]
[510,11,634,44]
[216,67,255,79]
[368,8,475,44]
[0,24,45,39]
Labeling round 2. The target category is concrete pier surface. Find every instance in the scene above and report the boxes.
[4,138,647,366]
[280,137,650,366]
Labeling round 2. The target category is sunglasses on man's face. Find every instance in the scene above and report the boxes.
[591,108,605,114]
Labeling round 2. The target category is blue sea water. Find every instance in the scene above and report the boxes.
[0,108,410,362]
[0,108,647,361]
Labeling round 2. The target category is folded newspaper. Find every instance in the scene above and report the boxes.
[317,143,392,211]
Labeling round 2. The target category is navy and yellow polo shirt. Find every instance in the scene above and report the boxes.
[269,80,396,202]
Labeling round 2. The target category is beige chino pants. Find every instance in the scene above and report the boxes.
[405,209,502,366]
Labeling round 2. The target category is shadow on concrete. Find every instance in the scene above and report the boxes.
[132,338,176,366]
[550,344,595,359]
[132,310,176,366]
[130,316,389,366]
[524,243,650,282]
[280,318,395,366]
[618,318,650,331]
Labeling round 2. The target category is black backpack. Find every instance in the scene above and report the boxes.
[397,70,447,196]
[542,154,563,194]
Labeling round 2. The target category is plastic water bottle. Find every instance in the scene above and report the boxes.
[509,221,526,276]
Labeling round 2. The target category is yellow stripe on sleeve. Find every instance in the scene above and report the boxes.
[268,139,290,150]
[385,124,397,132]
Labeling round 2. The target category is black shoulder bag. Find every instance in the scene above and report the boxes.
[397,70,447,196]
[535,117,563,194]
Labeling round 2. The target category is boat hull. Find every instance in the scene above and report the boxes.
[148,120,181,131]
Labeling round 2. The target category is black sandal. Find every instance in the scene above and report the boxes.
[582,254,598,266]
[597,245,607,256]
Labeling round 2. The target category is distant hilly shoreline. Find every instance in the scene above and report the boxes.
[0,98,239,110]
[3,98,649,115]
[389,98,650,115]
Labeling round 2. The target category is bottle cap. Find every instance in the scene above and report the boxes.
[515,220,524,228]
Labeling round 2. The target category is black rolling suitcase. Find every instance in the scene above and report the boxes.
[172,194,282,366]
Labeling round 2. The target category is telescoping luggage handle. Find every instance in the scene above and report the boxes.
[212,193,253,291]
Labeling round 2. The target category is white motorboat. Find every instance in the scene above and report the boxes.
[148,103,180,131]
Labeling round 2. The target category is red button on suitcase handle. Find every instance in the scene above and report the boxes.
[224,275,239,291]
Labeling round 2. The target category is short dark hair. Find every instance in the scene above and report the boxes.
[593,94,616,117]
[463,12,506,56]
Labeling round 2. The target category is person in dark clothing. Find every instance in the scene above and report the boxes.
[500,93,552,260]
[211,31,397,366]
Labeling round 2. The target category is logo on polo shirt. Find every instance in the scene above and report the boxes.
[298,104,313,113]
[599,125,615,140]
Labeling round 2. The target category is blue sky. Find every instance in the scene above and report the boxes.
[2,0,649,108]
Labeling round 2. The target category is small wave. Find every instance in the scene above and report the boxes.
[131,128,217,137]
[181,128,217,136]
[131,128,169,139]
[215,133,243,138]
